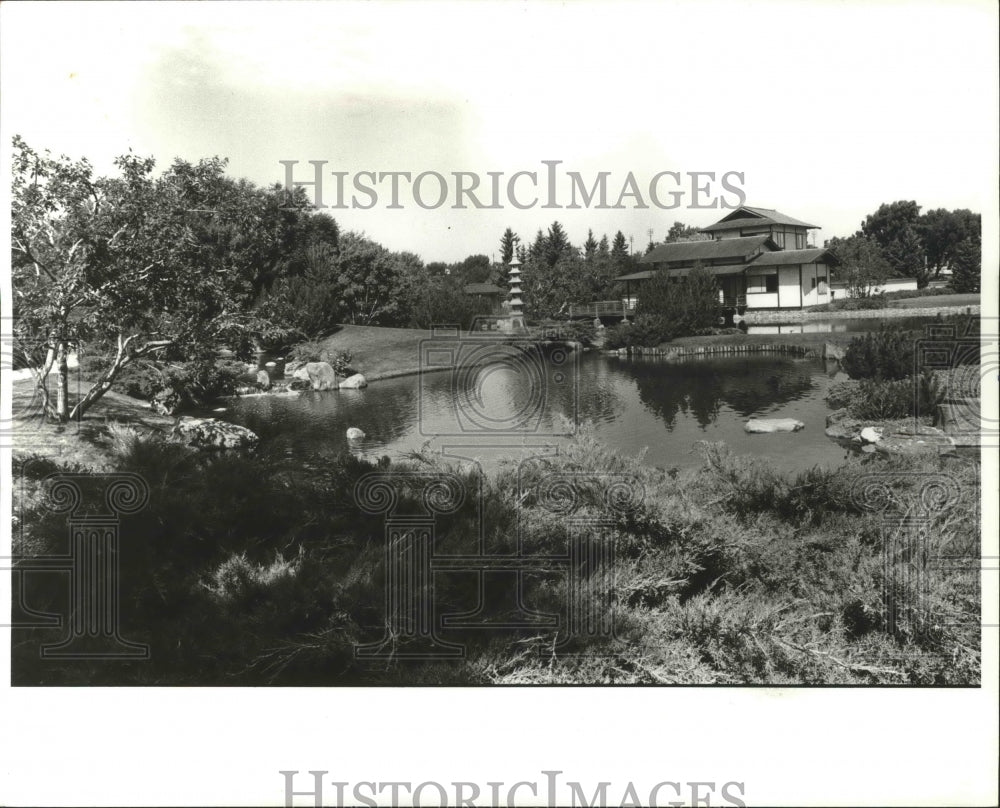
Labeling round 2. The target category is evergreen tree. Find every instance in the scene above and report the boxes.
[583,228,598,260]
[611,230,628,259]
[949,238,981,293]
[499,227,519,265]
[545,221,571,267]
[597,234,610,257]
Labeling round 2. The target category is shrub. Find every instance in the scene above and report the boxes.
[118,359,247,409]
[809,295,887,313]
[825,380,861,410]
[847,378,918,420]
[288,342,354,374]
[842,328,916,380]
[634,264,719,342]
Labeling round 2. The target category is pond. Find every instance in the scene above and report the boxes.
[225,350,856,476]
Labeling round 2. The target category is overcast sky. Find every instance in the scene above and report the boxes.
[2,0,997,263]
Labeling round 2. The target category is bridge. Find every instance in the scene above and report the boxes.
[568,295,747,320]
[567,299,636,320]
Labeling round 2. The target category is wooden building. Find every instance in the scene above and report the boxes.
[624,206,840,310]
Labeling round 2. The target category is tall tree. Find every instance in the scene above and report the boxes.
[583,228,598,261]
[545,221,572,267]
[499,227,519,265]
[949,237,981,293]
[861,200,928,284]
[611,230,629,260]
[919,208,981,277]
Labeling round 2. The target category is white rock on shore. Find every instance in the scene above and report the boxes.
[339,373,368,389]
[745,418,805,433]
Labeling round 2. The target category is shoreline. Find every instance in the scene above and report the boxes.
[743,303,979,323]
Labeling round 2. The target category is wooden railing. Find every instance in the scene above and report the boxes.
[568,299,637,319]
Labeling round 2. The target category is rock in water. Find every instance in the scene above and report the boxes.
[171,417,259,450]
[346,427,365,440]
[339,373,368,389]
[745,418,805,434]
[292,361,337,390]
[256,370,271,390]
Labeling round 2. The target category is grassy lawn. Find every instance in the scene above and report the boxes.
[888,292,979,309]
[9,378,175,469]
[316,323,442,379]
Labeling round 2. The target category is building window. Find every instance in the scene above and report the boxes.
[748,273,778,293]
[773,231,785,248]
[796,233,805,249]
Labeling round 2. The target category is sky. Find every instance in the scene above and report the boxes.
[2,0,998,263]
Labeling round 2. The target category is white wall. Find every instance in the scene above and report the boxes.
[830,276,919,298]
[800,262,832,307]
[778,266,801,308]
[745,291,779,308]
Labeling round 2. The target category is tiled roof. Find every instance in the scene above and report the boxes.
[701,206,819,232]
[747,248,838,267]
[640,235,776,264]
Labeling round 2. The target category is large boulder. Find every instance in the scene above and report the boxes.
[339,373,368,389]
[292,361,338,391]
[171,417,259,450]
[256,370,271,390]
[346,427,366,440]
[745,418,805,434]
[859,426,883,444]
[824,342,846,361]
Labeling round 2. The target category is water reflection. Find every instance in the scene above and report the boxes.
[227,353,849,473]
[614,356,815,428]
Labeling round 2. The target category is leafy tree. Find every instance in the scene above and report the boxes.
[861,201,929,284]
[329,232,413,326]
[949,237,981,293]
[861,200,922,250]
[11,137,307,422]
[883,225,928,287]
[919,208,981,277]
[407,273,480,330]
[826,234,890,298]
[664,221,709,243]
[499,227,519,265]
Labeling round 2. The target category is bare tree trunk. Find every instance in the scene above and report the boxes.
[34,344,58,420]
[68,335,172,422]
[54,341,69,422]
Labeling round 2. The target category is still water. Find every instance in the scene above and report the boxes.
[227,352,854,475]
